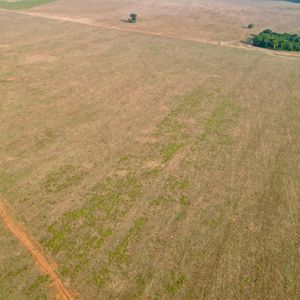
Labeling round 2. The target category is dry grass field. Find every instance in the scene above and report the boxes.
[1,0,300,299]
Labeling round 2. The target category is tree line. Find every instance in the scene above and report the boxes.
[252,29,300,51]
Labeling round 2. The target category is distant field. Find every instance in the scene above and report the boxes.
[0,0,54,10]
[27,0,300,44]
[1,0,300,299]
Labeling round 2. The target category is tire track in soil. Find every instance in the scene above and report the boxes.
[0,194,74,300]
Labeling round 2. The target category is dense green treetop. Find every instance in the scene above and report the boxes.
[252,29,300,51]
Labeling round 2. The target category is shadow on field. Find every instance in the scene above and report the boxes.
[120,19,130,23]
[240,35,255,46]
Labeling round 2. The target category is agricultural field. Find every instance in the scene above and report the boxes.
[0,222,52,299]
[1,0,300,299]
[0,0,54,10]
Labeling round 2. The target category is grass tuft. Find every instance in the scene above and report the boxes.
[164,271,185,295]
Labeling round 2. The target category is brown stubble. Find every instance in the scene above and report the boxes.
[1,2,300,299]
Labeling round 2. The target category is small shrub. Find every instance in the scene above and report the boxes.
[129,13,137,23]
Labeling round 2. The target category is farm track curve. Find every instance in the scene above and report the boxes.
[0,195,73,300]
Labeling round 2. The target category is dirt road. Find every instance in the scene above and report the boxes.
[0,195,73,300]
[1,9,299,58]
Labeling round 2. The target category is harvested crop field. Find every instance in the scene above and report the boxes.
[1,0,300,299]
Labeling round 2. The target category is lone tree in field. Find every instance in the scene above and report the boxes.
[248,23,254,29]
[128,13,137,23]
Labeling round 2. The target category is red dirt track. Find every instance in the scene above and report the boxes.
[0,195,73,300]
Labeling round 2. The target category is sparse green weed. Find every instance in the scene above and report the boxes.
[27,275,49,296]
[164,271,185,295]
[109,217,146,263]
[42,164,87,192]
[93,267,110,288]
[162,143,182,162]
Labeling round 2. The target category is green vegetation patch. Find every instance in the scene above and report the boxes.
[184,98,240,173]
[0,0,55,10]
[164,271,186,295]
[156,88,205,141]
[91,175,142,221]
[93,267,110,288]
[109,217,146,264]
[197,99,240,146]
[151,176,190,206]
[162,143,182,162]
[27,275,49,296]
[42,164,88,192]
[252,29,300,52]
[43,175,142,279]
[42,88,240,293]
